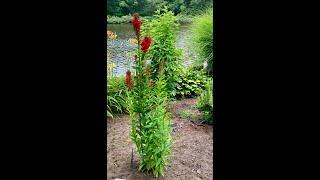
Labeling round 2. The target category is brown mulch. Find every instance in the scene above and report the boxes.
[106,98,214,180]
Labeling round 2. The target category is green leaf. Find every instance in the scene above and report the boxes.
[107,110,113,118]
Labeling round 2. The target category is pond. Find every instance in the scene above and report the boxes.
[107,23,198,76]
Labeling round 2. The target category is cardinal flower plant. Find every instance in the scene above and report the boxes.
[126,13,172,178]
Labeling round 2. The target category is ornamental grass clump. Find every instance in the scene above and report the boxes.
[126,13,172,178]
[189,8,214,75]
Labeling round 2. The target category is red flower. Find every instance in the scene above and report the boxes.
[141,37,152,53]
[132,14,141,35]
[125,70,134,89]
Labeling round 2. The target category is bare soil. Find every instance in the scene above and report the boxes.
[106,98,215,180]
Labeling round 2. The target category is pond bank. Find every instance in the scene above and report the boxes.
[107,15,194,24]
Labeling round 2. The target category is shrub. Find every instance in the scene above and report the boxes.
[197,78,214,124]
[127,14,172,177]
[174,67,208,99]
[142,7,183,98]
[188,8,214,75]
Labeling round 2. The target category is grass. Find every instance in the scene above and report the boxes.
[188,8,214,75]
[177,109,198,120]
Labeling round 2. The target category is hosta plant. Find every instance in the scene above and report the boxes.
[174,67,208,99]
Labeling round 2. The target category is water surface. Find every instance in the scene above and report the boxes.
[107,24,198,76]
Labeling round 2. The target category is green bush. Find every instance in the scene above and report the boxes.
[142,7,183,99]
[189,8,214,75]
[107,76,128,118]
[174,67,208,98]
[197,78,214,124]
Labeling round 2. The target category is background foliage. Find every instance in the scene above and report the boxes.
[107,0,213,17]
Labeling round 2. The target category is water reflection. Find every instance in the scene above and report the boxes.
[107,24,197,76]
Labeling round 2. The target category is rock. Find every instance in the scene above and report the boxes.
[196,169,201,174]
[171,123,177,127]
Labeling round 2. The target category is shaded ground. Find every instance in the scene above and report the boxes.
[106,98,214,180]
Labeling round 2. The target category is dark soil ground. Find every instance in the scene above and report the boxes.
[106,98,215,180]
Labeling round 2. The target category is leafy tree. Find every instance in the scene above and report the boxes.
[107,0,122,16]
[107,0,213,16]
[118,0,149,15]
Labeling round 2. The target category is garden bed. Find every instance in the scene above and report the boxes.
[106,98,214,180]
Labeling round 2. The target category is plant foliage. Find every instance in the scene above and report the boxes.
[107,76,128,118]
[196,78,214,124]
[174,67,208,98]
[189,8,214,75]
[142,7,183,98]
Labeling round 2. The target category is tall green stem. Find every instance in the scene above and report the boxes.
[137,38,143,159]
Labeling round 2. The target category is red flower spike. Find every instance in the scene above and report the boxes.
[141,37,152,53]
[132,14,141,35]
[125,70,134,89]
